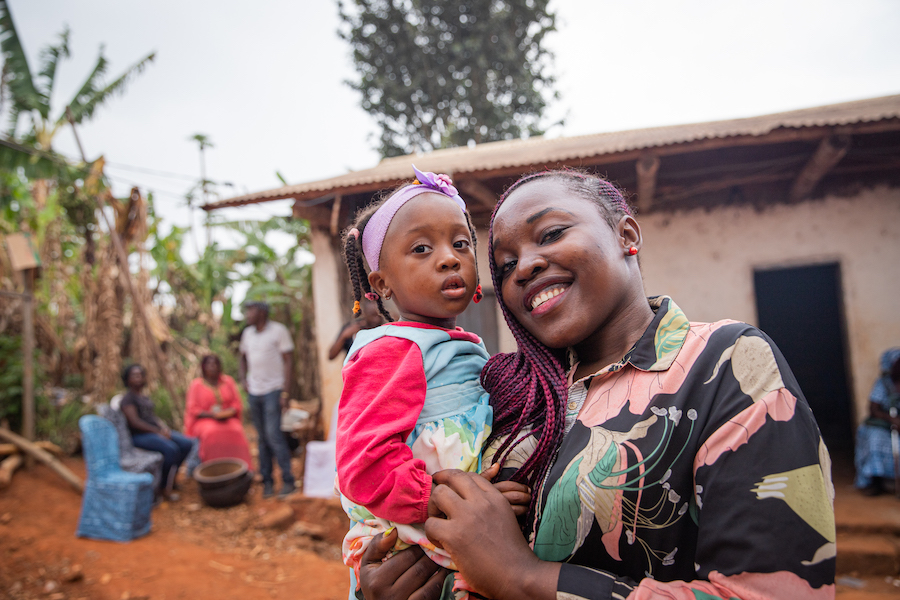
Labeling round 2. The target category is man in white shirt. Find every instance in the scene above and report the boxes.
[239,301,296,499]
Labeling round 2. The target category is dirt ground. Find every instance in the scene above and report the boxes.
[0,455,352,600]
[5,449,897,600]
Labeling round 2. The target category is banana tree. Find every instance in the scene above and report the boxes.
[1,0,154,222]
[1,1,155,154]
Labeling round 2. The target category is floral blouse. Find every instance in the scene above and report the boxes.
[490,297,835,600]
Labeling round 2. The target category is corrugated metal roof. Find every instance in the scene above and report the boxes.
[203,94,900,210]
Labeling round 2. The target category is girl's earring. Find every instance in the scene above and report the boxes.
[473,284,484,304]
[627,247,638,256]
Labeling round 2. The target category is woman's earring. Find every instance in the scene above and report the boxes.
[627,247,638,256]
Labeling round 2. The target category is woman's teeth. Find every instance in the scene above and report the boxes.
[532,287,563,310]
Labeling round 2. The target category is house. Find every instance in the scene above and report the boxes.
[203,94,900,461]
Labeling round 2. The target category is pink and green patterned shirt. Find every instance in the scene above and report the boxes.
[491,296,835,600]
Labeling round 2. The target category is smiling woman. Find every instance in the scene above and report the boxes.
[359,170,836,600]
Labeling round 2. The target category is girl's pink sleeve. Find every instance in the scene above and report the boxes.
[336,337,431,524]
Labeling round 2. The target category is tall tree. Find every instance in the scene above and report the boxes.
[338,0,558,157]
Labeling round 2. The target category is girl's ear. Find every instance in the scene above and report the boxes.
[618,215,642,253]
[368,270,391,300]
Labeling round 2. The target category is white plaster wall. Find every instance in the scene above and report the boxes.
[311,227,346,438]
[639,186,900,424]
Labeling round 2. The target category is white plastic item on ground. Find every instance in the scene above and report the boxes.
[280,408,310,432]
[303,405,339,498]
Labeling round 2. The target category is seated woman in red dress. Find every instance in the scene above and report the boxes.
[185,354,253,470]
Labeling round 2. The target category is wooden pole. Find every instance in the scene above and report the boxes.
[329,194,343,237]
[98,194,184,428]
[65,115,184,427]
[789,135,851,202]
[21,268,34,443]
[636,155,660,214]
[0,454,23,488]
[0,427,83,493]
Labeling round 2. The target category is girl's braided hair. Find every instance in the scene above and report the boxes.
[342,183,482,322]
[481,169,634,500]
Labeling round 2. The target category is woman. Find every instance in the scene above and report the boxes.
[184,354,253,470]
[359,171,835,599]
[854,348,900,496]
[120,364,195,501]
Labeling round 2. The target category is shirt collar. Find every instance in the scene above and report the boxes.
[567,296,690,384]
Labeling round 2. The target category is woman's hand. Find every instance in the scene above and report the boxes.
[425,470,560,600]
[213,407,237,421]
[358,529,449,600]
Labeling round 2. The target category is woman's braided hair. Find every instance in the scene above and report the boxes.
[482,169,634,499]
[342,183,481,322]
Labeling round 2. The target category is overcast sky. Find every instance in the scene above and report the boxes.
[9,0,900,260]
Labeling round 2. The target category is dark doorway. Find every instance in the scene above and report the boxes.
[754,263,854,461]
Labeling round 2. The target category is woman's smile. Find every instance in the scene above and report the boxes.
[529,283,569,313]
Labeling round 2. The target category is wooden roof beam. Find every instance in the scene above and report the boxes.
[456,179,500,212]
[635,155,660,213]
[789,135,852,202]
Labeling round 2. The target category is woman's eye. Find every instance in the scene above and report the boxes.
[540,227,566,244]
[499,259,517,278]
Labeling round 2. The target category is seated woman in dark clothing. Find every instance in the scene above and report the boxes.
[119,364,195,501]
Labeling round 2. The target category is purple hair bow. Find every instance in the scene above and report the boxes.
[360,165,467,271]
[413,166,460,199]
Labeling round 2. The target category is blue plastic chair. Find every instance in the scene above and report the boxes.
[76,415,154,542]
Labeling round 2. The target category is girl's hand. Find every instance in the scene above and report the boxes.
[425,469,560,600]
[427,464,532,520]
[479,463,532,517]
[358,529,449,600]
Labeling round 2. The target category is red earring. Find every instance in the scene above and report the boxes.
[473,284,483,304]
[627,247,638,256]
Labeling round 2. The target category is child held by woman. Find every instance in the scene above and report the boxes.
[335,167,527,599]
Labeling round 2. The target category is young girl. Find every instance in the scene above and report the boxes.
[336,166,517,598]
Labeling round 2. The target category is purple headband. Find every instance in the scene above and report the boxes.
[361,165,467,271]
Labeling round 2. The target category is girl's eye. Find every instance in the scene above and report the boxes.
[412,245,429,254]
[540,227,566,244]
[453,239,470,249]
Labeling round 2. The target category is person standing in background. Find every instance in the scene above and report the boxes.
[327,297,385,361]
[239,301,297,499]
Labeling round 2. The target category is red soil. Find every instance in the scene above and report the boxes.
[0,457,351,600]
